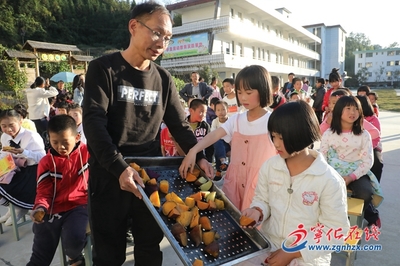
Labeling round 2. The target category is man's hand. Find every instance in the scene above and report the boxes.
[119,167,145,199]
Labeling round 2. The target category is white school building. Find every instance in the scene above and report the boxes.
[161,0,346,85]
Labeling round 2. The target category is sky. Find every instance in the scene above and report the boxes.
[152,0,398,48]
[270,0,397,48]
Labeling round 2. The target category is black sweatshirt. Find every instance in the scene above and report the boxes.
[83,52,204,178]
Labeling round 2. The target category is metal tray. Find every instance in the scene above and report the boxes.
[125,157,270,266]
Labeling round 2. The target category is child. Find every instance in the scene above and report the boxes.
[320,96,383,228]
[0,109,45,225]
[209,77,222,100]
[206,97,219,125]
[311,78,326,124]
[357,85,371,97]
[290,77,309,102]
[186,99,213,162]
[14,103,37,132]
[160,126,179,157]
[55,101,70,116]
[289,91,301,102]
[356,96,383,182]
[27,114,90,266]
[68,103,87,144]
[240,101,349,266]
[222,78,240,116]
[211,100,230,180]
[321,68,343,113]
[367,91,379,117]
[268,76,286,110]
[180,65,276,211]
[320,90,380,142]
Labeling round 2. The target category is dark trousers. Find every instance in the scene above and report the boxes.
[371,148,383,182]
[89,169,163,266]
[314,110,324,124]
[348,175,379,224]
[27,205,88,266]
[32,117,48,138]
[214,139,231,170]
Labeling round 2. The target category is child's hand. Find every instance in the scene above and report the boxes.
[31,208,46,224]
[267,249,301,266]
[240,208,261,228]
[326,112,332,125]
[179,149,197,179]
[343,176,352,186]
[197,158,213,178]
[5,148,23,155]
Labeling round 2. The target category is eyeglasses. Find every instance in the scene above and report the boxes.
[137,20,174,46]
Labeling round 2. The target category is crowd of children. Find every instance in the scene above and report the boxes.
[0,64,386,265]
[0,74,88,265]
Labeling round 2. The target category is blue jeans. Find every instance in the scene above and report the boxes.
[214,139,231,170]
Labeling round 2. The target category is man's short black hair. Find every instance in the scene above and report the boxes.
[268,101,320,154]
[288,72,295,76]
[130,1,171,22]
[189,99,207,110]
[48,114,78,135]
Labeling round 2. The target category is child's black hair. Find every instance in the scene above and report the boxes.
[234,65,272,108]
[0,109,22,122]
[14,104,29,119]
[291,77,301,86]
[209,97,220,107]
[55,101,70,111]
[268,101,321,154]
[222,78,234,85]
[68,103,82,113]
[367,91,378,100]
[47,114,78,135]
[189,99,207,110]
[329,68,341,83]
[330,96,363,135]
[271,76,280,89]
[356,95,374,117]
[316,78,325,84]
[215,100,228,109]
[357,85,371,95]
[331,89,350,97]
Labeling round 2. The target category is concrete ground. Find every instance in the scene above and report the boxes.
[0,110,399,265]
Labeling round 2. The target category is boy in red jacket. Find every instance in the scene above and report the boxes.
[28,115,90,266]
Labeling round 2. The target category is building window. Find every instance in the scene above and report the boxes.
[230,8,234,18]
[341,47,343,57]
[358,63,363,67]
[251,18,255,25]
[395,61,399,65]
[232,41,235,55]
[252,46,256,59]
[262,23,265,30]
[387,71,392,77]
[366,53,373,57]
[238,12,242,21]
[387,61,395,66]
[387,51,395,56]
[396,51,400,55]
[365,62,373,68]
[368,72,372,77]
[359,54,363,58]
[258,47,261,59]
[225,42,230,54]
[262,49,265,60]
[267,50,270,61]
[239,43,243,57]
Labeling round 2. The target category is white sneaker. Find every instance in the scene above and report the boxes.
[4,207,28,226]
[0,207,11,223]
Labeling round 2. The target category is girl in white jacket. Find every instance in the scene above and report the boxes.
[241,101,349,266]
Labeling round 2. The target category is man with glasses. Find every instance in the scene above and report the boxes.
[83,2,213,266]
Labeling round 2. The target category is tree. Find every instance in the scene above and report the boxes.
[387,42,400,48]
[374,66,386,84]
[356,67,369,85]
[345,32,374,77]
